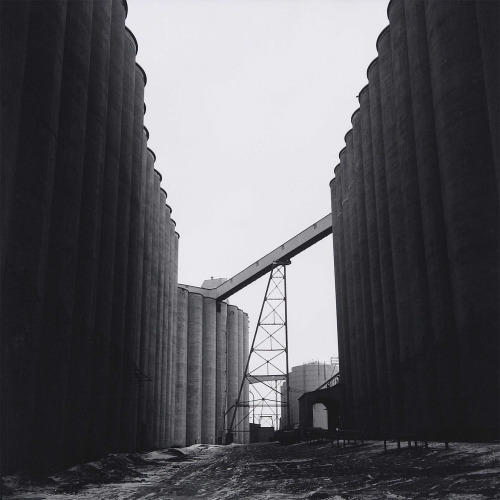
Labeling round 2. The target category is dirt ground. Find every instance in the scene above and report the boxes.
[3,440,499,499]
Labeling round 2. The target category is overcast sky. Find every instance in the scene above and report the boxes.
[126,0,389,369]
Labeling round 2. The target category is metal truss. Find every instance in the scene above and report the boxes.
[228,260,291,439]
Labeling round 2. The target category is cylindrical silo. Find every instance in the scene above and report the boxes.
[186,292,203,445]
[425,1,499,439]
[352,107,379,435]
[358,84,391,435]
[166,214,176,445]
[145,168,161,448]
[173,287,189,446]
[153,187,167,448]
[159,201,172,448]
[108,24,136,453]
[378,26,415,435]
[242,313,250,443]
[89,0,126,459]
[388,0,434,437]
[337,148,355,429]
[67,0,113,465]
[367,57,402,433]
[226,305,239,443]
[122,63,147,453]
[236,308,245,442]
[137,147,155,450]
[33,0,93,471]
[475,1,499,188]
[202,297,217,443]
[403,0,459,441]
[345,127,368,431]
[215,301,228,443]
[330,175,349,429]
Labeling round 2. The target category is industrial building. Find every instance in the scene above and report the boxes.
[0,0,248,474]
[1,0,498,477]
[330,0,499,441]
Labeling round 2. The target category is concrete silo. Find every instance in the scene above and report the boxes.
[425,0,499,439]
[226,305,240,442]
[186,292,203,445]
[202,297,217,443]
[216,302,228,443]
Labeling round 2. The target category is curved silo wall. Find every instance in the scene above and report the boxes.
[352,107,379,434]
[69,0,113,465]
[1,0,68,474]
[215,301,228,443]
[123,64,147,453]
[425,1,499,439]
[109,24,136,453]
[174,287,189,446]
[202,297,217,443]
[226,305,239,442]
[388,0,434,437]
[186,292,203,445]
[137,147,155,450]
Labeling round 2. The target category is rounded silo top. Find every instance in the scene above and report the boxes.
[351,108,361,124]
[334,162,341,175]
[376,26,391,51]
[344,129,353,143]
[329,177,336,188]
[154,168,162,181]
[171,218,177,227]
[121,0,128,17]
[160,187,167,200]
[143,126,149,139]
[147,147,156,162]
[125,27,138,54]
[358,84,369,103]
[135,63,147,85]
[367,58,379,80]
[175,231,180,239]
[166,203,173,214]
[339,146,347,160]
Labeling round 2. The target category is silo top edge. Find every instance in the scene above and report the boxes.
[367,57,379,79]
[175,231,180,238]
[351,108,361,123]
[171,218,177,227]
[143,126,149,139]
[125,26,138,55]
[166,203,173,213]
[339,146,347,159]
[135,62,147,86]
[344,129,353,142]
[376,26,391,51]
[154,168,162,181]
[147,147,156,162]
[334,162,341,174]
[160,187,167,198]
[329,177,336,187]
[121,0,128,18]
[358,84,369,101]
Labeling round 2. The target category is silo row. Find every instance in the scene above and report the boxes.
[172,289,249,446]
[0,0,181,473]
[330,0,498,441]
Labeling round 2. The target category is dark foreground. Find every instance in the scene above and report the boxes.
[3,441,499,499]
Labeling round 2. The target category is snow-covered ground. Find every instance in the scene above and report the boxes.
[3,441,499,499]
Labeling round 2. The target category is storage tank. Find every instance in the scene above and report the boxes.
[425,1,499,439]
[202,297,217,443]
[123,64,147,452]
[367,56,402,432]
[226,305,239,442]
[358,84,391,434]
[70,0,113,464]
[137,147,155,450]
[173,287,189,446]
[186,292,203,445]
[352,107,378,434]
[216,302,228,443]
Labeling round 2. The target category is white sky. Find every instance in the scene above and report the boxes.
[126,0,389,368]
